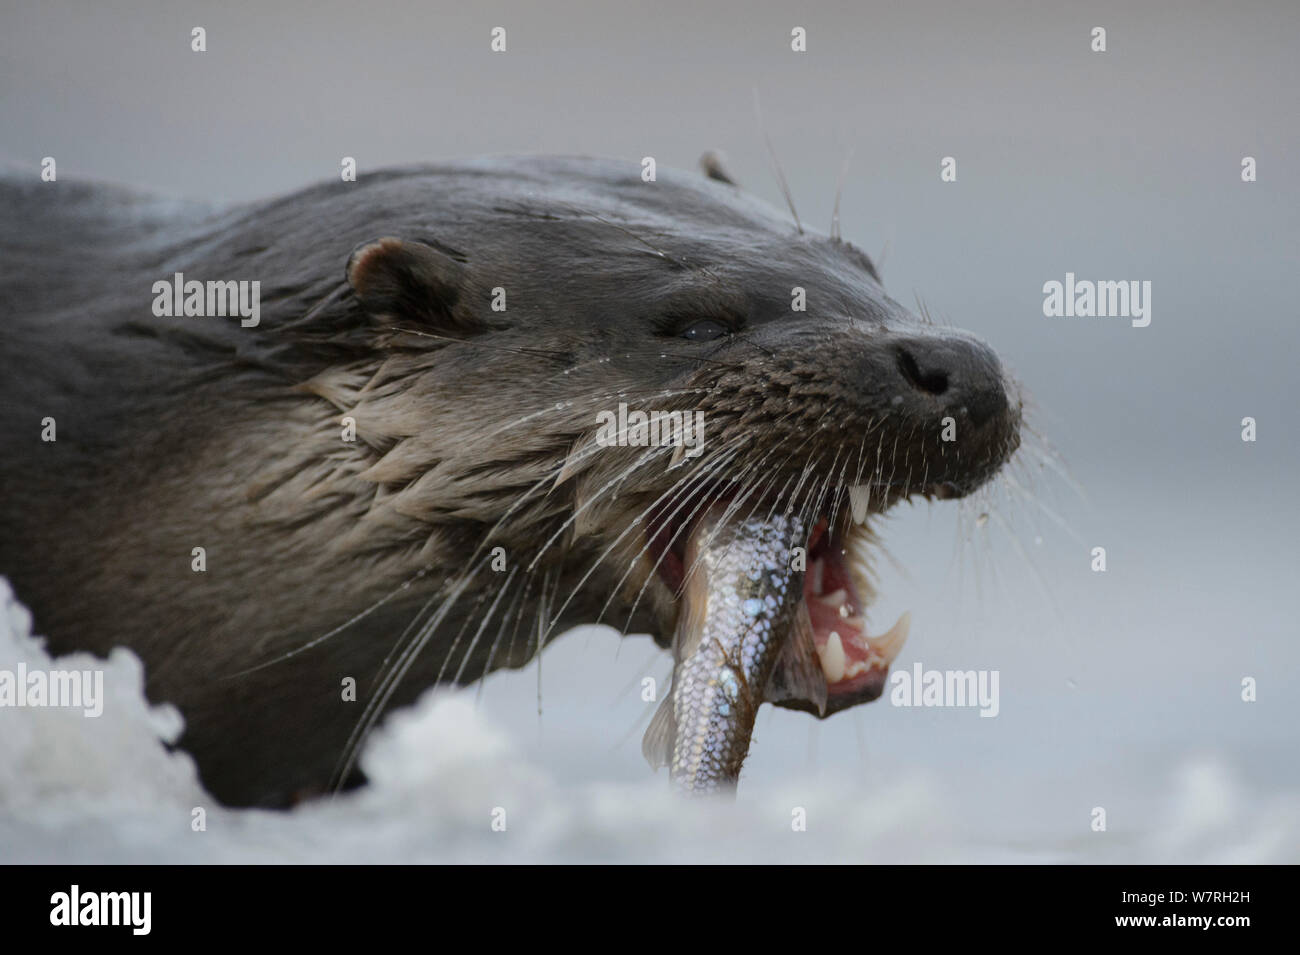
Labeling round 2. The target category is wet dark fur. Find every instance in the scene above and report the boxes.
[0,158,1020,806]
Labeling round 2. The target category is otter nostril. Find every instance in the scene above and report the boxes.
[896,348,949,396]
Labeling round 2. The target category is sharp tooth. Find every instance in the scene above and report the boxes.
[809,558,824,596]
[848,485,871,525]
[818,630,847,682]
[819,587,847,607]
[866,611,911,666]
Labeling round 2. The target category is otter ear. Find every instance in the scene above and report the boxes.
[345,237,475,330]
[699,151,738,186]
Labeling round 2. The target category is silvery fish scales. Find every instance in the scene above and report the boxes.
[643,506,806,793]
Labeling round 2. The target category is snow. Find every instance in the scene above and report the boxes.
[2,575,1295,864]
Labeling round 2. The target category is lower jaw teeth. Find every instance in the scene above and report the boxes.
[817,630,847,683]
[816,610,912,685]
[866,611,911,666]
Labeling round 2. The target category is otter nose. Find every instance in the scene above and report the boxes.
[892,333,1010,429]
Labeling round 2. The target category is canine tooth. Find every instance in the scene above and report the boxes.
[809,558,824,595]
[848,485,871,525]
[818,631,847,682]
[866,611,911,666]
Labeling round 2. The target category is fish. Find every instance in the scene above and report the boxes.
[641,502,827,793]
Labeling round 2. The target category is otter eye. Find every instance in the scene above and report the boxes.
[680,319,729,342]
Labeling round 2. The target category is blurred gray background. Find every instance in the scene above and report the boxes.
[3,0,1297,858]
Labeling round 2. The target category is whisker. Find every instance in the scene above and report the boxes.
[830,148,854,242]
[451,566,519,684]
[330,560,483,793]
[753,88,803,234]
[227,565,431,676]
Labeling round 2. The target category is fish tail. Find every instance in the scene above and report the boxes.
[641,694,675,771]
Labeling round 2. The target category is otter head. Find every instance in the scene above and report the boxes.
[314,155,1021,725]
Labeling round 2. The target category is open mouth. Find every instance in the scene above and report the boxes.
[644,482,921,716]
[801,516,909,711]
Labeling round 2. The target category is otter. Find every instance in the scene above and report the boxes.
[0,156,1021,807]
